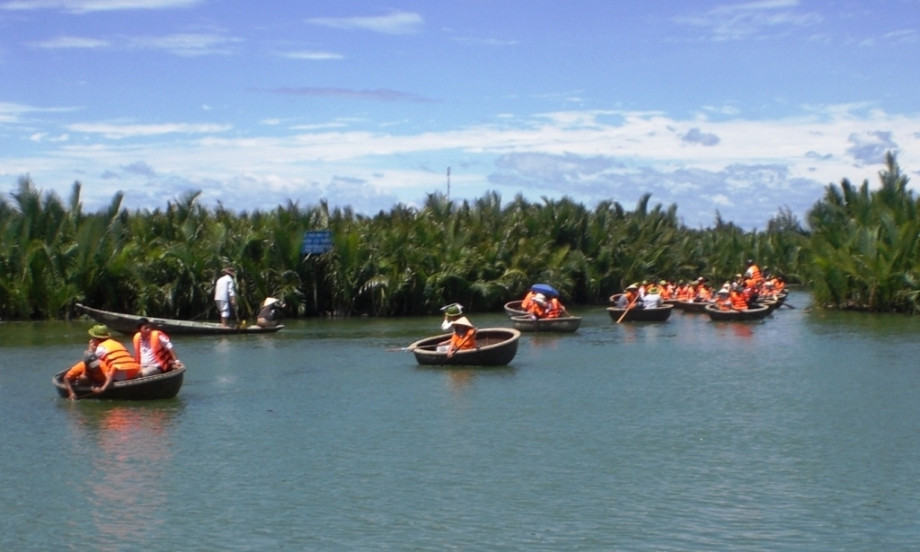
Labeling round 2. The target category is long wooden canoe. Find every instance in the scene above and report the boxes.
[704,303,771,321]
[75,303,283,336]
[510,315,582,333]
[52,366,185,400]
[606,304,674,322]
[407,328,521,366]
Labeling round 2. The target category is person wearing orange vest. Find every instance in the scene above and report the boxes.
[715,287,733,311]
[545,296,569,318]
[730,286,749,310]
[440,316,477,358]
[132,318,183,377]
[675,281,692,301]
[617,284,642,309]
[526,293,549,319]
[744,259,764,286]
[63,325,142,399]
[520,289,537,311]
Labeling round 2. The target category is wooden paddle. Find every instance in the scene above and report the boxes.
[617,296,638,324]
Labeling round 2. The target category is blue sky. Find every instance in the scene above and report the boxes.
[2,0,919,229]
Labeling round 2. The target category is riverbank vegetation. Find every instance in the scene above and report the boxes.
[1,153,917,320]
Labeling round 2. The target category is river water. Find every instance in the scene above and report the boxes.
[1,291,918,551]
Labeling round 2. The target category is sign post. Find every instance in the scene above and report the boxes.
[301,231,334,314]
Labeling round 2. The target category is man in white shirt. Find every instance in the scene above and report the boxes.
[214,267,237,327]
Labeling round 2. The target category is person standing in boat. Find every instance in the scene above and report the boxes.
[62,325,142,400]
[132,318,183,376]
[256,297,284,328]
[214,267,237,327]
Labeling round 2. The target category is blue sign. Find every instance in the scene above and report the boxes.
[301,230,333,254]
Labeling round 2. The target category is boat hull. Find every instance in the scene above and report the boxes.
[510,315,581,333]
[673,300,714,313]
[503,300,527,317]
[76,303,283,336]
[704,303,771,321]
[408,328,521,366]
[606,304,674,322]
[52,366,185,400]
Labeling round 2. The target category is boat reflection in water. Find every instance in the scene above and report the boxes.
[63,403,182,547]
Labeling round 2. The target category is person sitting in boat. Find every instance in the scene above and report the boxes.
[545,295,569,318]
[730,284,749,310]
[617,284,642,309]
[659,280,673,301]
[62,325,142,400]
[643,281,662,309]
[438,316,477,358]
[520,288,537,311]
[693,278,712,302]
[132,318,183,376]
[526,293,549,319]
[257,297,284,328]
[440,303,465,330]
[715,286,733,311]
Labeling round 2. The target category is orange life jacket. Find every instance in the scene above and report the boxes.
[526,299,547,318]
[99,338,142,379]
[730,290,748,310]
[521,291,536,311]
[746,264,764,285]
[133,330,172,372]
[450,328,476,350]
[545,298,565,318]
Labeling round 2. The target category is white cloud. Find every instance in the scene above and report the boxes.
[128,33,242,56]
[306,11,424,35]
[5,104,920,229]
[65,121,231,139]
[277,50,343,61]
[1,0,201,13]
[30,36,110,49]
[674,0,822,41]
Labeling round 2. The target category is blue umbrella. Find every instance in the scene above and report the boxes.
[531,283,560,297]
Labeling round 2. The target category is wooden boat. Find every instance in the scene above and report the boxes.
[52,366,185,400]
[704,303,771,321]
[503,300,527,317]
[75,303,283,336]
[407,328,521,367]
[673,300,715,313]
[606,304,674,322]
[510,315,582,333]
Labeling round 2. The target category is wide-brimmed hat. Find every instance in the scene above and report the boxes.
[262,297,280,307]
[88,324,111,339]
[440,303,464,316]
[626,284,638,291]
[450,316,473,328]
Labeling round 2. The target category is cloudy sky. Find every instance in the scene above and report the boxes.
[2,0,919,229]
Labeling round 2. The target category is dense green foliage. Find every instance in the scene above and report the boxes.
[807,153,920,312]
[1,154,917,320]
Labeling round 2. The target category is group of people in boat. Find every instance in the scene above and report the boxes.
[61,319,185,400]
[519,287,570,319]
[612,259,787,311]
